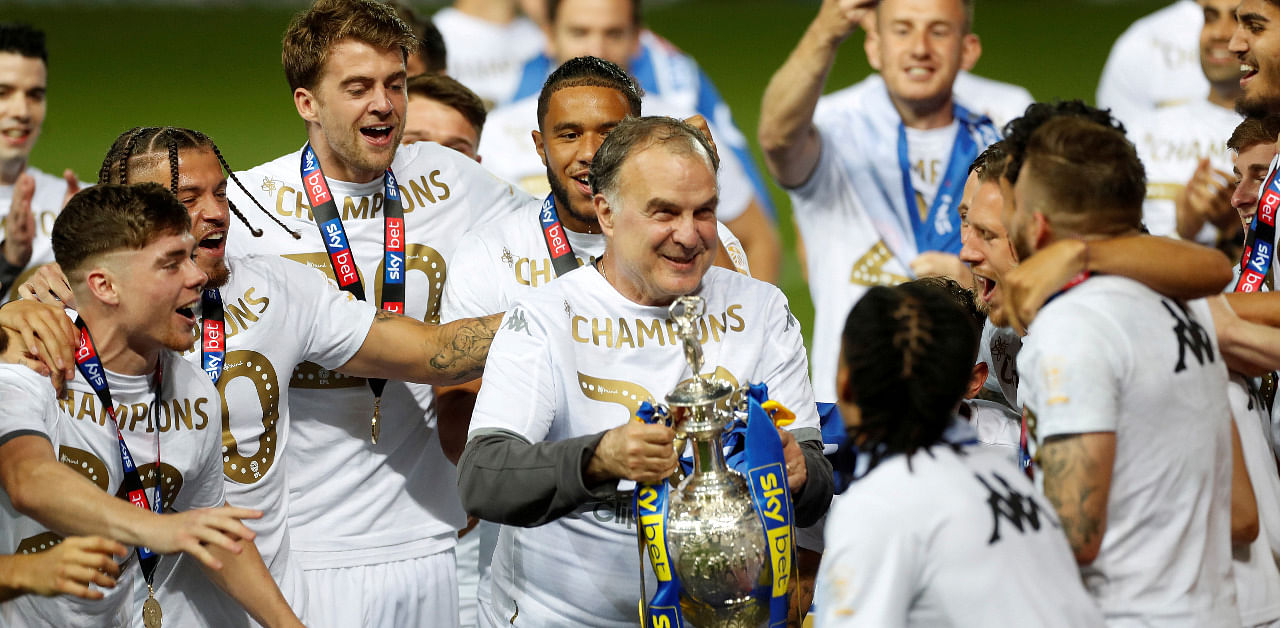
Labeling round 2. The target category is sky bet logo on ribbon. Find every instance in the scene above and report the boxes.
[383,217,406,314]
[322,218,360,287]
[540,199,571,258]
[75,330,107,389]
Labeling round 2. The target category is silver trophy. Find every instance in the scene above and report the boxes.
[662,296,770,627]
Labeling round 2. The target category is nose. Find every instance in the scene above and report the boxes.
[370,84,394,115]
[669,213,702,249]
[1232,179,1256,213]
[909,28,930,58]
[196,197,230,228]
[185,257,209,289]
[958,236,982,266]
[578,133,605,166]
[1230,24,1248,55]
[1,91,30,121]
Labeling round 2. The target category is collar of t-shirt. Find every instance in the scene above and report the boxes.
[905,120,961,210]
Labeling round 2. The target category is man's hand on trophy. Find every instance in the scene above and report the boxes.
[586,421,679,485]
[778,428,808,492]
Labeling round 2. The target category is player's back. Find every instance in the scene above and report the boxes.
[1020,276,1236,625]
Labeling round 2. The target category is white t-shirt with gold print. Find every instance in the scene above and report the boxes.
[0,355,225,628]
[468,265,818,627]
[227,141,531,568]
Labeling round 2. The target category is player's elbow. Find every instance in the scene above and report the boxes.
[1233,514,1260,546]
[1072,540,1102,566]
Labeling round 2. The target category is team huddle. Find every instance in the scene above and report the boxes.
[0,0,1279,626]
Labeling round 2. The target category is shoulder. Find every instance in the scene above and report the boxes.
[0,364,54,397]
[1116,0,1201,45]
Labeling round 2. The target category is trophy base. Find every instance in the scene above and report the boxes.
[679,596,770,628]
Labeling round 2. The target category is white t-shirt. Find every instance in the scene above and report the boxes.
[1130,99,1241,241]
[226,141,531,568]
[978,320,1021,408]
[816,443,1103,627]
[904,121,960,218]
[431,7,545,109]
[174,254,376,624]
[477,93,757,222]
[1097,0,1208,128]
[962,398,1021,468]
[0,166,88,302]
[792,74,1012,403]
[1228,374,1280,626]
[468,265,819,627]
[0,355,225,628]
[1018,277,1236,625]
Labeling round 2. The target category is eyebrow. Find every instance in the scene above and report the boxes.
[645,195,719,212]
[1239,11,1269,25]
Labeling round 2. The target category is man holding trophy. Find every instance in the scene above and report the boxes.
[457,116,832,627]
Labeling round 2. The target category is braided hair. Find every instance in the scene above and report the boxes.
[98,126,300,239]
[839,281,979,471]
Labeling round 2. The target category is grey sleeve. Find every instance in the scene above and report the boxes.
[792,430,834,528]
[457,429,618,528]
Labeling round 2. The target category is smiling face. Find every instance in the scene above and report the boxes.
[104,230,207,353]
[596,144,719,306]
[958,172,1017,318]
[131,148,232,288]
[1201,0,1243,92]
[296,38,407,183]
[867,0,978,121]
[0,51,46,180]
[1232,140,1278,231]
[1232,0,1280,117]
[535,85,633,230]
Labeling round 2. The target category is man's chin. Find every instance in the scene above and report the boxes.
[1236,91,1280,118]
[202,260,231,290]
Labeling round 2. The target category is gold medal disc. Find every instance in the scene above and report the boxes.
[143,592,162,628]
[371,398,382,444]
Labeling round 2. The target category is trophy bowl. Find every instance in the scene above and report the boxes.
[664,377,771,627]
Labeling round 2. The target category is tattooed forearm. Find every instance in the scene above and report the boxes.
[428,313,501,383]
[1040,433,1110,564]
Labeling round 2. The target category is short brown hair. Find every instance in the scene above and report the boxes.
[53,183,191,277]
[1020,116,1145,235]
[282,0,417,92]
[1228,115,1280,154]
[407,74,486,138]
[875,0,975,33]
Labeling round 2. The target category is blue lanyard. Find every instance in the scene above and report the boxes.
[200,289,224,383]
[1236,161,1280,293]
[896,106,994,254]
[539,193,580,278]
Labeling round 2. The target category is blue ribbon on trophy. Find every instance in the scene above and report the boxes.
[635,401,686,628]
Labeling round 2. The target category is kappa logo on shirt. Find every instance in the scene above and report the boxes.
[1162,300,1214,373]
[975,470,1057,544]
[503,308,530,335]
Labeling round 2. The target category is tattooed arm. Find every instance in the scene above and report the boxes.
[1039,431,1116,565]
[336,310,502,386]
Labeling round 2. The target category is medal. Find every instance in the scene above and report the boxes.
[371,396,382,444]
[143,587,163,628]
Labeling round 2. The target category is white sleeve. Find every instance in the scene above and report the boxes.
[815,492,917,628]
[788,122,851,216]
[761,289,820,433]
[442,145,536,224]
[1096,27,1152,124]
[0,366,56,445]
[468,299,559,443]
[708,120,754,223]
[1018,306,1125,438]
[441,229,507,322]
[272,256,379,371]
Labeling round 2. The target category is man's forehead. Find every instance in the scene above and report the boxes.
[0,51,46,84]
[317,38,405,83]
[556,0,636,27]
[546,86,631,125]
[878,0,967,24]
[1238,0,1280,19]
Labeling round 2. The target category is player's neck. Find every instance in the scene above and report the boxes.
[307,127,385,185]
[557,198,600,234]
[0,156,27,186]
[455,0,517,24]
[891,93,955,131]
[1207,84,1240,111]
[80,316,162,377]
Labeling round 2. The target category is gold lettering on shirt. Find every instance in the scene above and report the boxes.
[1138,132,1233,167]
[58,390,212,432]
[848,241,910,287]
[569,304,748,349]
[513,255,594,287]
[218,350,281,484]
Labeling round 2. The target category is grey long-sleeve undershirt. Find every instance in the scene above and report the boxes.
[457,426,834,529]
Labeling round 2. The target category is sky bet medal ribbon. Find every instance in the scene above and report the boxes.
[634,401,685,628]
[743,382,795,628]
[1236,160,1280,293]
[300,143,406,443]
[74,318,166,627]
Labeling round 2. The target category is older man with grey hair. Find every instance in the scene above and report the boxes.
[456,116,831,628]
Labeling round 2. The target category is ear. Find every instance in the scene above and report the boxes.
[967,361,989,399]
[1033,212,1053,251]
[294,87,320,124]
[533,129,547,167]
[84,266,120,307]
[864,26,882,71]
[595,193,616,237]
[959,33,981,72]
[836,361,854,402]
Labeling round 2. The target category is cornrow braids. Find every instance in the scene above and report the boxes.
[840,282,979,472]
[97,126,300,239]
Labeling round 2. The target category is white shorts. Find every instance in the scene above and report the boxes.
[458,520,500,628]
[302,548,459,628]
